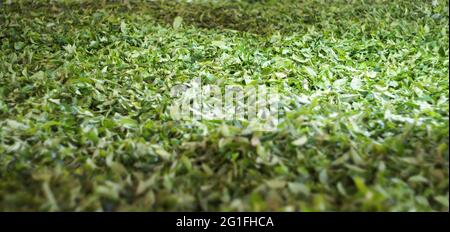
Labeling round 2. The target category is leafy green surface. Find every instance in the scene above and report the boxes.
[0,0,448,211]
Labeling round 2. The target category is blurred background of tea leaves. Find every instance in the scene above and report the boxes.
[0,0,448,211]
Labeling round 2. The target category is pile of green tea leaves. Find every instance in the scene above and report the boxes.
[0,0,448,211]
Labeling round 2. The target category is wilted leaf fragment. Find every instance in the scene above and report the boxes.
[350,78,363,90]
[173,16,183,29]
[292,136,308,146]
[117,118,137,129]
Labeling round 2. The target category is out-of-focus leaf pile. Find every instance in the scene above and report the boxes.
[0,0,448,211]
